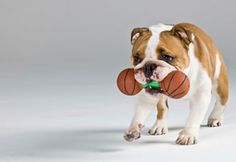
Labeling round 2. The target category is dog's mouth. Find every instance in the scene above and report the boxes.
[145,87,163,95]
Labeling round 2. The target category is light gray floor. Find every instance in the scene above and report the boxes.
[0,79,235,162]
[1,1,236,161]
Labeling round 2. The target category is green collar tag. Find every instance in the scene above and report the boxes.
[142,80,160,89]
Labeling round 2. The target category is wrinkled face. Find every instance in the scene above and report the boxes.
[131,24,190,96]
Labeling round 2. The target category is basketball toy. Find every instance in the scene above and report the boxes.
[116,68,142,95]
[159,71,190,99]
[117,68,190,99]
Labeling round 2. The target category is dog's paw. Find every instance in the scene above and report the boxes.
[176,130,198,145]
[148,119,168,135]
[148,126,168,135]
[123,129,141,142]
[207,118,222,127]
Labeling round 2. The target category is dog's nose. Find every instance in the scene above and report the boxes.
[143,63,157,78]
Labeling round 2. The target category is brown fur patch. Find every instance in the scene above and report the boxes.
[157,31,190,69]
[171,23,218,81]
[170,23,228,105]
[131,29,152,65]
[217,54,229,105]
[157,98,168,119]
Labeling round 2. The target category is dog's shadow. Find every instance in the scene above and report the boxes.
[0,126,190,158]
[0,128,124,158]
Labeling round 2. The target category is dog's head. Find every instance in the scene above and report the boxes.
[130,23,193,96]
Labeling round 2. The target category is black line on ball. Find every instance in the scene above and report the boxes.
[172,87,188,98]
[166,72,176,93]
[124,69,130,95]
[131,76,136,95]
[169,75,187,96]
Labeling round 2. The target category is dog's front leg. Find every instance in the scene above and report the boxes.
[124,92,158,142]
[176,89,211,145]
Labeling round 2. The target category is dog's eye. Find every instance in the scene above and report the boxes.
[160,52,175,63]
[133,54,142,65]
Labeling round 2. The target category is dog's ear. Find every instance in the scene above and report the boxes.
[131,27,149,45]
[171,25,194,48]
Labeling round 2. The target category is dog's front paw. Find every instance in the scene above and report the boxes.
[207,118,222,127]
[148,125,168,135]
[148,127,168,135]
[148,120,168,135]
[123,129,141,142]
[176,130,198,145]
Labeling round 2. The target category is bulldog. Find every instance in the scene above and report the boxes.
[123,23,229,145]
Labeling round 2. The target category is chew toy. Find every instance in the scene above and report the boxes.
[117,68,190,99]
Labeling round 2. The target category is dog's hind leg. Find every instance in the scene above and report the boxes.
[208,54,229,127]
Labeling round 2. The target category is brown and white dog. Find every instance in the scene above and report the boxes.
[123,23,229,145]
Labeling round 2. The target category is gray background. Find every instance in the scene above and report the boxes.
[0,0,235,162]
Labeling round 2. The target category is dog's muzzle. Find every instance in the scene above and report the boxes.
[134,59,177,85]
[143,63,157,78]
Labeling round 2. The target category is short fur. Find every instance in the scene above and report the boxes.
[124,23,229,145]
